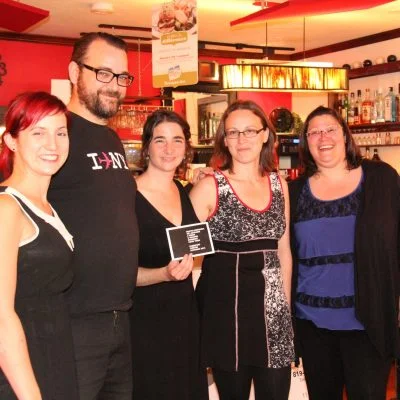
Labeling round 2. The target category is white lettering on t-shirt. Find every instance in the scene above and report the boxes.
[87,153,102,170]
[87,152,129,170]
[116,153,129,170]
[108,152,129,170]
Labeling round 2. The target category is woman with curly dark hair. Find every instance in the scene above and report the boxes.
[129,109,208,400]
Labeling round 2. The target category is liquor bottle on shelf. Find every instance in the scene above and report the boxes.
[341,94,349,122]
[348,92,355,125]
[355,89,362,124]
[385,131,392,145]
[361,88,373,124]
[375,89,385,123]
[371,148,381,161]
[396,83,400,122]
[336,94,343,117]
[365,146,371,159]
[384,87,396,122]
[370,90,378,124]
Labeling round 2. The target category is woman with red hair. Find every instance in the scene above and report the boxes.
[0,92,79,399]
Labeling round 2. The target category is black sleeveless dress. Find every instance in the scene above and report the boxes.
[129,180,208,400]
[0,187,79,399]
[196,171,294,371]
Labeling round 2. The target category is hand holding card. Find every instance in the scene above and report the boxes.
[165,253,193,281]
[166,222,215,261]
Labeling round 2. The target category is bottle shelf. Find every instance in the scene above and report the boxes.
[349,122,400,134]
[348,60,400,80]
[355,143,400,147]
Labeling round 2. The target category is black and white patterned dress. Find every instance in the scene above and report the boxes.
[196,170,294,371]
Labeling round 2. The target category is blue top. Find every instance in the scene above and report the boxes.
[294,177,364,330]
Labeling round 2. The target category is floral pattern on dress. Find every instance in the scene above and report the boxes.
[209,171,285,242]
[208,170,294,368]
[262,251,294,368]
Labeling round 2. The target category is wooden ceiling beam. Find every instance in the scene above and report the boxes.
[290,27,400,60]
[1,27,400,61]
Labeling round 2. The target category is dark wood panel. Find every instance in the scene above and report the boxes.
[349,122,400,134]
[290,28,400,60]
[348,60,400,79]
[0,32,292,60]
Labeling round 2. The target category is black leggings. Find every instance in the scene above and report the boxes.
[212,365,291,400]
[296,318,392,400]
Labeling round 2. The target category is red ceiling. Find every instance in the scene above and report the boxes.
[232,0,395,26]
[0,0,49,32]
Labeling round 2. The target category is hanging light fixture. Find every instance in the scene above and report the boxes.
[220,62,349,92]
[220,18,349,93]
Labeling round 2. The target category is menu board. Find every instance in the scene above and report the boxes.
[152,0,198,88]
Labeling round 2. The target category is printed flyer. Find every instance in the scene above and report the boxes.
[152,0,198,88]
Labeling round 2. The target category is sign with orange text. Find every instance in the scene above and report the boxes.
[152,0,198,88]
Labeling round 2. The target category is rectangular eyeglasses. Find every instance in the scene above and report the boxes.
[79,63,134,87]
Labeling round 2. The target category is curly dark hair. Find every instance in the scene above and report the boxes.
[140,110,193,175]
[299,106,362,177]
[212,100,276,175]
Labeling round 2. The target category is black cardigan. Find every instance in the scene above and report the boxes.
[289,160,400,358]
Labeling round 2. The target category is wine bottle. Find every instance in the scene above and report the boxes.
[371,148,381,161]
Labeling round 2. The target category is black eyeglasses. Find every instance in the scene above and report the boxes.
[224,128,264,139]
[79,63,134,87]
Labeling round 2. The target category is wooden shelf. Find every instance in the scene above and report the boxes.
[356,143,400,147]
[349,122,400,134]
[348,60,400,80]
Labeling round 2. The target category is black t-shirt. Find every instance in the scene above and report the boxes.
[49,112,138,315]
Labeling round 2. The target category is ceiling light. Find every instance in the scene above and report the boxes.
[220,62,349,92]
[91,2,114,15]
[221,15,349,93]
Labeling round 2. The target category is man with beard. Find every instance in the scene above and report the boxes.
[48,32,138,399]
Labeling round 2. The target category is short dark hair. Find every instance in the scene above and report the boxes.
[140,110,193,173]
[300,106,362,177]
[212,100,276,175]
[71,32,128,65]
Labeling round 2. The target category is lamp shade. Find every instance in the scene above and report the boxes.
[220,63,349,92]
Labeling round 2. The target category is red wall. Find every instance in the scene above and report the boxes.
[0,40,159,106]
[0,40,291,115]
[0,41,71,105]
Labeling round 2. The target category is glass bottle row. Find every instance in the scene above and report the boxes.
[337,84,400,125]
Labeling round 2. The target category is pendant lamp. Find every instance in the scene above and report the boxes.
[220,19,349,93]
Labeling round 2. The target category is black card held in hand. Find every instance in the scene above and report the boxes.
[166,222,215,260]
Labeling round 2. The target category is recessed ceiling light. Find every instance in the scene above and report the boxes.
[91,2,114,15]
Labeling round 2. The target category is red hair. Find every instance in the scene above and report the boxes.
[0,92,68,180]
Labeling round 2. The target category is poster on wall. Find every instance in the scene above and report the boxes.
[152,0,198,88]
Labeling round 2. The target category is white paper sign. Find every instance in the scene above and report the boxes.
[152,0,198,88]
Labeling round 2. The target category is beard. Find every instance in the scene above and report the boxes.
[77,76,124,120]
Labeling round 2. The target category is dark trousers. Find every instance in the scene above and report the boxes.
[296,318,392,400]
[71,311,132,400]
[212,365,291,400]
